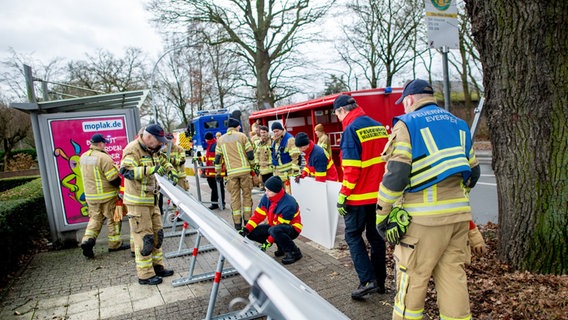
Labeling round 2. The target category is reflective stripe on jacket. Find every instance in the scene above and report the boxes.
[271,132,300,172]
[255,138,273,175]
[215,128,253,177]
[340,107,388,205]
[80,146,119,203]
[394,104,473,192]
[244,189,302,244]
[121,137,173,206]
[302,142,338,182]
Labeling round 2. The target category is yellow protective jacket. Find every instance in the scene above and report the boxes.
[377,97,479,226]
[254,137,273,175]
[80,145,120,203]
[317,133,332,156]
[271,133,300,174]
[215,128,254,177]
[164,143,187,178]
[120,137,174,206]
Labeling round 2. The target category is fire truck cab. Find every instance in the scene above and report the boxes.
[249,87,404,179]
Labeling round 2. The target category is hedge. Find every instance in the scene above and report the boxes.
[0,175,40,192]
[0,178,49,281]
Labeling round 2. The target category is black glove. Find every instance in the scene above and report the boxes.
[215,174,223,183]
[238,227,250,237]
[294,175,301,184]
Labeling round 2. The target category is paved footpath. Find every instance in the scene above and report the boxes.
[0,178,395,319]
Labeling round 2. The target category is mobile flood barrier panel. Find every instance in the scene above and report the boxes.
[156,175,349,320]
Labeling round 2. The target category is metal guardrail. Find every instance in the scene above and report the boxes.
[156,175,349,320]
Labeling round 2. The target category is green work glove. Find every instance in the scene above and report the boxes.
[376,206,389,241]
[259,240,272,251]
[337,193,348,216]
[147,165,163,176]
[168,170,179,186]
[156,165,167,176]
[384,207,412,245]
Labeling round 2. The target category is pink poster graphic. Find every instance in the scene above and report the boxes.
[50,116,129,225]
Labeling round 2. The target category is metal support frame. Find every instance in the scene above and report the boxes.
[164,220,216,259]
[157,175,348,319]
[171,230,238,287]
[193,160,225,210]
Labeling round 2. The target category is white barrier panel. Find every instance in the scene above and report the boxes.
[156,175,349,320]
[291,178,342,249]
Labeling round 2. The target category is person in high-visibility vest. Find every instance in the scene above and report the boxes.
[120,124,178,285]
[270,122,300,193]
[79,133,129,259]
[203,132,225,209]
[214,118,255,230]
[254,125,273,187]
[376,79,481,319]
[314,123,332,156]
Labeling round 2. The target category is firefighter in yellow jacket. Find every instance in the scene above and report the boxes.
[376,79,480,320]
[120,124,178,285]
[164,133,189,191]
[254,125,273,186]
[214,118,255,230]
[79,133,129,258]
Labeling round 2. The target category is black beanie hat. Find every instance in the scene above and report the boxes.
[271,122,284,131]
[204,132,214,140]
[228,118,240,128]
[264,176,283,193]
[294,132,310,147]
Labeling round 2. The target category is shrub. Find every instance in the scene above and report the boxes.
[0,178,49,282]
[0,175,39,192]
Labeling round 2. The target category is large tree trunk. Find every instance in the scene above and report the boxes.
[466,1,568,274]
[255,49,274,110]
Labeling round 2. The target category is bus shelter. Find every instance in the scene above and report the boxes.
[11,90,146,247]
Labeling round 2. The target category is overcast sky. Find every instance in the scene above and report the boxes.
[0,0,163,64]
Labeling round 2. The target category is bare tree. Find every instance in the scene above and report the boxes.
[0,99,32,171]
[466,0,567,274]
[337,0,426,88]
[147,0,334,111]
[65,48,149,95]
[0,48,65,101]
[446,2,483,122]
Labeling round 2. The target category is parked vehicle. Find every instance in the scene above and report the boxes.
[249,87,404,179]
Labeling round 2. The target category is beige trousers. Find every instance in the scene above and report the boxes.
[392,221,471,320]
[127,205,166,280]
[226,173,253,224]
[82,198,122,249]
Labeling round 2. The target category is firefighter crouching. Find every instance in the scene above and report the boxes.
[120,124,178,285]
[215,118,255,230]
[376,79,481,319]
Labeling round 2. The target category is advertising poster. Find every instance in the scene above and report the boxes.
[49,116,129,225]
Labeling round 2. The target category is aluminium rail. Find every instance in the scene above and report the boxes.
[156,175,349,320]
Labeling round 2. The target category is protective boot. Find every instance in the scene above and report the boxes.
[234,223,242,230]
[80,238,95,259]
[351,280,379,300]
[281,248,302,265]
[274,245,285,257]
[138,275,162,285]
[154,265,174,277]
[108,243,130,252]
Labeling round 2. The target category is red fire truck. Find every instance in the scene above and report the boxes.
[249,87,405,179]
